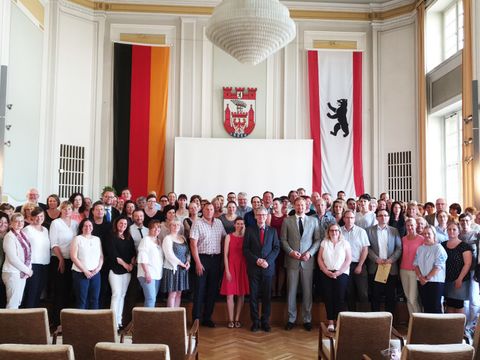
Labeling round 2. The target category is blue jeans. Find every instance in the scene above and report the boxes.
[138,277,160,307]
[72,271,101,309]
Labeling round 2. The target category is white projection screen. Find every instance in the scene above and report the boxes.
[174,137,313,200]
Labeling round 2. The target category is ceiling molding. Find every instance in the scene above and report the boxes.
[13,0,45,28]
[66,0,417,22]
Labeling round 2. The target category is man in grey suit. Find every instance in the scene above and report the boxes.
[366,209,402,314]
[281,197,321,331]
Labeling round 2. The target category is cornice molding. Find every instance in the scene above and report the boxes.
[66,0,417,22]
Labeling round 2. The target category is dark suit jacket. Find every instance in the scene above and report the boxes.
[243,224,280,277]
[15,202,47,212]
[425,213,436,226]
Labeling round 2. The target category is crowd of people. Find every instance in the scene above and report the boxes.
[0,187,479,337]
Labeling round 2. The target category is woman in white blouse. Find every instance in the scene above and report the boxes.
[2,213,33,308]
[162,220,190,307]
[70,218,103,309]
[317,223,352,332]
[50,201,78,327]
[22,207,50,308]
[137,220,164,307]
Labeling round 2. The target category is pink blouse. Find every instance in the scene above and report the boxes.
[71,212,85,224]
[400,235,424,270]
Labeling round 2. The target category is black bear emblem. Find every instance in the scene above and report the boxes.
[327,99,349,137]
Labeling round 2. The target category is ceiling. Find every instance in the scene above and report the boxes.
[285,0,392,3]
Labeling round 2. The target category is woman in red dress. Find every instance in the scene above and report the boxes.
[267,198,287,297]
[220,217,249,328]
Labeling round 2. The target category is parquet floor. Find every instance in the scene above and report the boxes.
[198,325,318,360]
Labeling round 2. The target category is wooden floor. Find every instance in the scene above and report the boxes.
[199,325,319,360]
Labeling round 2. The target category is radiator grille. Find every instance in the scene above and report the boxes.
[58,144,85,198]
[387,151,413,202]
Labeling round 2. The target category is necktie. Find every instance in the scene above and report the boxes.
[260,227,265,246]
[299,217,304,236]
[138,227,144,238]
[106,208,111,222]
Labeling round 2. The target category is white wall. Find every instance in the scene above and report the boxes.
[4,4,43,202]
[40,2,105,199]
[212,47,267,139]
[5,1,424,201]
[374,19,418,199]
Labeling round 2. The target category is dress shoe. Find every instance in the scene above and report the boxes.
[303,322,312,331]
[201,320,216,328]
[285,322,295,330]
[262,323,271,332]
[251,323,260,332]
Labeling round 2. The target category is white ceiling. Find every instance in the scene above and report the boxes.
[286,0,392,3]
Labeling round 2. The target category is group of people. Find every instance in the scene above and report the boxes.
[0,187,479,335]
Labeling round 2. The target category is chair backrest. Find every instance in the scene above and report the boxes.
[132,307,187,360]
[95,342,170,360]
[400,344,474,360]
[473,318,480,360]
[0,308,50,344]
[406,313,465,345]
[61,309,117,360]
[334,311,392,360]
[0,344,74,360]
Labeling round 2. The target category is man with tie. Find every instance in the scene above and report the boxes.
[281,197,321,331]
[123,209,145,326]
[129,209,146,250]
[366,209,402,314]
[102,189,120,223]
[243,206,280,332]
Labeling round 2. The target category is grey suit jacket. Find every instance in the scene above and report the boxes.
[366,225,402,275]
[280,215,321,270]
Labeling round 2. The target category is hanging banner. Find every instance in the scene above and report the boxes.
[307,50,364,197]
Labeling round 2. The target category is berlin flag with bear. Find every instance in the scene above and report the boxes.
[307,50,364,197]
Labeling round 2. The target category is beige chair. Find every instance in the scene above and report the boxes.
[0,308,50,344]
[472,317,480,360]
[406,313,466,345]
[400,344,474,360]
[95,342,171,360]
[319,311,395,360]
[57,309,117,360]
[131,307,199,360]
[0,344,74,360]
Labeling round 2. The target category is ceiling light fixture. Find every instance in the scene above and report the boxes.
[206,0,296,66]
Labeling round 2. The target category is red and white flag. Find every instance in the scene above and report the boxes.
[307,50,364,197]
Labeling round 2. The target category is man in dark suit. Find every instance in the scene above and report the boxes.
[90,201,112,309]
[102,189,120,223]
[15,188,47,212]
[243,206,280,332]
[366,209,402,314]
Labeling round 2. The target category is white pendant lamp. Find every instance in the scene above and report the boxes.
[205,0,297,65]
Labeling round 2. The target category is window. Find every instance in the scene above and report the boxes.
[444,111,462,203]
[443,0,464,59]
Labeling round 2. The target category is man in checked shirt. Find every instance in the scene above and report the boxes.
[190,202,226,327]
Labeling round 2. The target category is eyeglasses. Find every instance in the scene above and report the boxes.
[329,229,340,232]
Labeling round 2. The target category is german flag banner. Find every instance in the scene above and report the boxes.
[112,43,170,199]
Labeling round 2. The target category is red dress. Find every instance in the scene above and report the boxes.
[220,234,250,296]
[270,214,286,268]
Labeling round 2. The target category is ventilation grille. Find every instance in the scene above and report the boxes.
[58,144,85,198]
[387,151,412,202]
